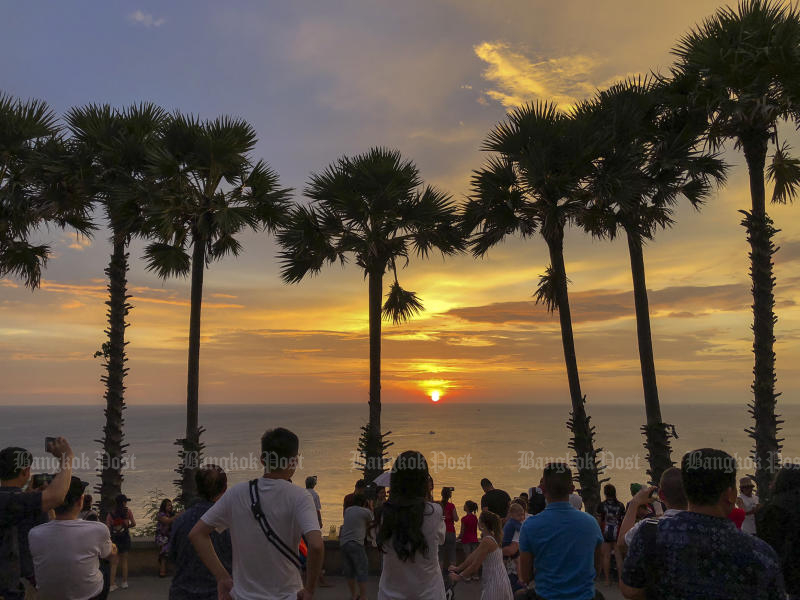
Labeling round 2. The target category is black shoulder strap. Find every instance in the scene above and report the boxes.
[641,518,661,600]
[248,479,303,571]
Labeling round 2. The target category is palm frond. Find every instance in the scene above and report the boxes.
[767,141,800,204]
[277,205,345,283]
[143,241,191,279]
[0,240,49,289]
[462,156,534,256]
[382,281,424,325]
[533,265,562,314]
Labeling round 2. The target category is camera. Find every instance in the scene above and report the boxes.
[32,474,54,488]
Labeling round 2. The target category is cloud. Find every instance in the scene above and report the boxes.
[63,234,92,251]
[127,10,166,28]
[473,41,633,110]
[777,239,800,265]
[445,283,761,325]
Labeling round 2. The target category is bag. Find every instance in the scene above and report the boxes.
[248,479,303,571]
[0,491,23,593]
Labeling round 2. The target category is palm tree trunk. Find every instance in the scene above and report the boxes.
[178,236,206,502]
[742,138,781,502]
[626,230,673,485]
[362,268,384,482]
[97,235,130,518]
[546,232,603,516]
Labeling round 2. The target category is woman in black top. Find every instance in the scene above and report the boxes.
[597,484,626,587]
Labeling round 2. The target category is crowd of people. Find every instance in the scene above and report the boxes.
[1,431,799,600]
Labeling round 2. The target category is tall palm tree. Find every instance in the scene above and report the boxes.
[66,103,168,516]
[576,78,727,484]
[278,148,464,482]
[462,103,606,515]
[145,114,292,501]
[0,92,92,288]
[673,0,800,497]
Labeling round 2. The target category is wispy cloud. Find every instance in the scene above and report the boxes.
[473,41,631,110]
[127,10,166,28]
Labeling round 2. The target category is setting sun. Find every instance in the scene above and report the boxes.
[430,390,441,403]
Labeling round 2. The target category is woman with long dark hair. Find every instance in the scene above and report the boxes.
[597,483,625,587]
[106,493,136,591]
[377,451,445,599]
[155,498,177,577]
[438,486,459,573]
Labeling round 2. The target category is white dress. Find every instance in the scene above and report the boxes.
[480,536,513,600]
[378,502,446,600]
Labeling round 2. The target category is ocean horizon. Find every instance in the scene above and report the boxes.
[2,402,798,532]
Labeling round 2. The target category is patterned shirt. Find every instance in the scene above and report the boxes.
[168,500,232,600]
[622,510,785,600]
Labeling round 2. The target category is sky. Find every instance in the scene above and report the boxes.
[1,1,798,410]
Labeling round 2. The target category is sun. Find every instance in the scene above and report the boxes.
[430,390,441,403]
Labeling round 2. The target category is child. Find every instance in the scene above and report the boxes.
[449,511,513,600]
[501,502,526,593]
[458,500,480,561]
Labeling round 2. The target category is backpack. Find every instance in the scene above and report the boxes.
[0,491,23,592]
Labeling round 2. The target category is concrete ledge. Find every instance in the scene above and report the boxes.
[127,537,467,577]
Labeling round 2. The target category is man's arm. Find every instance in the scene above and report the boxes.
[41,437,74,512]
[301,530,324,598]
[189,520,233,600]
[502,541,519,557]
[518,551,533,584]
[618,486,654,553]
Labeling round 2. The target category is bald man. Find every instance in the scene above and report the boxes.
[617,467,688,553]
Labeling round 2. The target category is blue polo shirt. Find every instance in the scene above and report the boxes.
[519,501,603,600]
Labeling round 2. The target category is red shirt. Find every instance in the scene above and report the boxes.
[443,502,456,533]
[460,512,478,543]
[728,507,746,529]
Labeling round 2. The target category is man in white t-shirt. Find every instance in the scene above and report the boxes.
[190,427,323,600]
[28,477,116,600]
[736,476,760,535]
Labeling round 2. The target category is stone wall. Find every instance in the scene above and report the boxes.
[127,537,467,577]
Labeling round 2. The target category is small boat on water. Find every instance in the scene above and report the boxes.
[429,430,435,434]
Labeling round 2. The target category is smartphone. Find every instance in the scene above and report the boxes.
[32,473,54,488]
[45,436,56,453]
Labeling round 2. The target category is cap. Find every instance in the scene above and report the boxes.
[630,483,643,495]
[739,477,754,486]
[62,476,89,508]
[115,493,131,503]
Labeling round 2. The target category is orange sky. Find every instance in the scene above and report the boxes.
[1,1,798,408]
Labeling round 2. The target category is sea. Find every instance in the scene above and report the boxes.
[1,402,798,534]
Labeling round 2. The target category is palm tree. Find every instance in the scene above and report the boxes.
[673,0,800,497]
[461,103,606,515]
[66,103,168,517]
[0,92,93,288]
[145,114,292,501]
[575,78,727,484]
[278,147,464,482]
